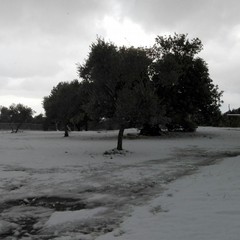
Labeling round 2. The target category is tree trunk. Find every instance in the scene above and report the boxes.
[117,126,125,150]
[15,123,21,133]
[14,122,23,133]
[10,122,14,133]
[55,122,59,131]
[64,124,69,137]
[85,120,88,131]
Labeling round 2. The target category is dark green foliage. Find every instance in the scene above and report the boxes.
[150,33,222,131]
[42,34,223,147]
[32,113,45,124]
[0,106,11,122]
[0,104,34,133]
[221,108,240,127]
[79,38,163,149]
[139,123,162,136]
[150,33,203,59]
[79,40,119,120]
[43,80,88,137]
[31,114,49,131]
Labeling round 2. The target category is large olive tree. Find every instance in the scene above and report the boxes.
[79,39,162,150]
[150,33,223,131]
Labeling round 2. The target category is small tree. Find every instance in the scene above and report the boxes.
[8,104,34,133]
[79,39,163,150]
[43,80,88,137]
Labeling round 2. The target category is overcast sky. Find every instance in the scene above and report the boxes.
[0,0,239,114]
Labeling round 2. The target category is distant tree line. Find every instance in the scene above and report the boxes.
[220,107,240,127]
[43,33,223,150]
[0,104,45,132]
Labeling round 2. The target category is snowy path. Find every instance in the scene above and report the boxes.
[97,155,240,240]
[0,127,240,239]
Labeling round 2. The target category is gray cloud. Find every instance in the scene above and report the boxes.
[117,0,240,40]
[1,0,240,113]
[0,0,115,112]
[0,0,112,77]
[115,0,240,111]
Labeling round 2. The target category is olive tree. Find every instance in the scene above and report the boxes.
[79,39,162,150]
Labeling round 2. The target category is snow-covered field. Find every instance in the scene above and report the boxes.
[0,127,240,239]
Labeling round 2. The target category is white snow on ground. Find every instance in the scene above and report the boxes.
[96,155,240,240]
[46,207,107,227]
[0,127,240,239]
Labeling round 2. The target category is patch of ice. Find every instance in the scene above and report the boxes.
[45,207,108,227]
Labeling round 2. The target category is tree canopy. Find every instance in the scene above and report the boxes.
[43,80,88,137]
[0,104,34,133]
[150,33,222,131]
[43,33,223,151]
[79,38,163,149]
